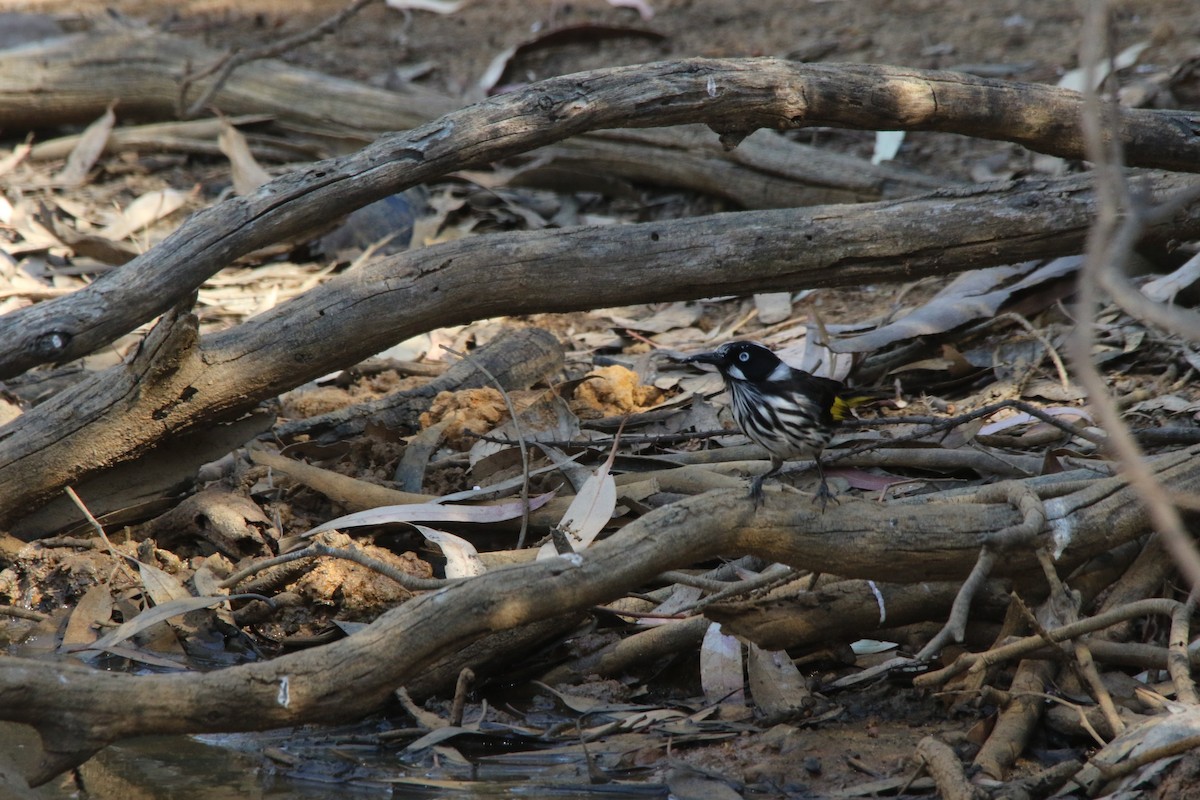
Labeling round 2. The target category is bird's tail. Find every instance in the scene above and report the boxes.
[830,389,889,422]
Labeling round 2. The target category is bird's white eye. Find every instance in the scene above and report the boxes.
[738,351,750,362]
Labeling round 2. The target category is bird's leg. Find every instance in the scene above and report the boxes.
[749,456,784,506]
[812,455,839,512]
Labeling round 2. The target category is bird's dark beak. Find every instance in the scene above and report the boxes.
[681,351,721,366]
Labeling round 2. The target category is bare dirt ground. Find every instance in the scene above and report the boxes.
[3,0,1200,798]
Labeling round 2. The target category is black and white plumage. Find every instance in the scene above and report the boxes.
[684,341,854,505]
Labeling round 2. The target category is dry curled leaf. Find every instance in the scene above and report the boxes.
[53,103,114,187]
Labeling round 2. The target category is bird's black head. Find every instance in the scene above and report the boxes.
[684,341,782,382]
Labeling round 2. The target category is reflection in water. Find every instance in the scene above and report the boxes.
[3,722,666,799]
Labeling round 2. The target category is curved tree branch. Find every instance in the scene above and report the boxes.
[3,170,1200,526]
[1,56,1197,378]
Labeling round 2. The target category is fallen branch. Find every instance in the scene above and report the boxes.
[1,446,1197,786]
[5,171,1200,528]
[2,47,1198,377]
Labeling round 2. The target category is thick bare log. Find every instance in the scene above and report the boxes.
[1,447,1196,786]
[4,170,1200,527]
[3,30,947,211]
[0,28,455,133]
[1,45,1198,378]
[527,124,950,207]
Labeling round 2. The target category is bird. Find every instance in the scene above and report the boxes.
[682,341,872,507]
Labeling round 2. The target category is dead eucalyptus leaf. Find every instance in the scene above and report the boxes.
[61,584,114,649]
[700,622,744,707]
[412,525,486,578]
[385,0,465,13]
[549,456,615,550]
[978,407,1091,436]
[1057,40,1149,92]
[139,561,192,604]
[54,103,115,187]
[98,188,190,242]
[636,583,702,626]
[536,431,620,561]
[303,491,556,537]
[833,258,1079,354]
[78,595,231,654]
[746,642,812,717]
[1128,395,1200,415]
[219,117,272,196]
[601,302,702,334]
[467,390,579,467]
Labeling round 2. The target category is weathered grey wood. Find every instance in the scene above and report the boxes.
[2,447,1195,786]
[3,170,1200,527]
[1,44,1198,379]
[0,29,949,206]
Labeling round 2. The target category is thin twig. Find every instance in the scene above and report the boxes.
[915,547,994,661]
[220,540,450,591]
[687,563,800,613]
[177,0,380,118]
[997,311,1072,391]
[64,486,138,583]
[0,605,49,622]
[474,396,1109,452]
[1071,0,1200,592]
[449,667,474,727]
[442,345,533,548]
[915,597,1182,688]
[916,483,1046,661]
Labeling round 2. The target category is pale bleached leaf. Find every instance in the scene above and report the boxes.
[54,103,115,187]
[303,491,555,537]
[606,0,654,20]
[218,117,271,196]
[978,407,1092,435]
[700,622,744,706]
[1142,252,1200,304]
[636,583,702,627]
[385,0,465,13]
[413,525,486,578]
[871,130,905,165]
[536,448,617,561]
[1058,40,1150,92]
[478,44,518,93]
[99,188,190,241]
[0,140,32,179]
[753,292,792,325]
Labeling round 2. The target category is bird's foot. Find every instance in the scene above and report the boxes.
[812,479,840,513]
